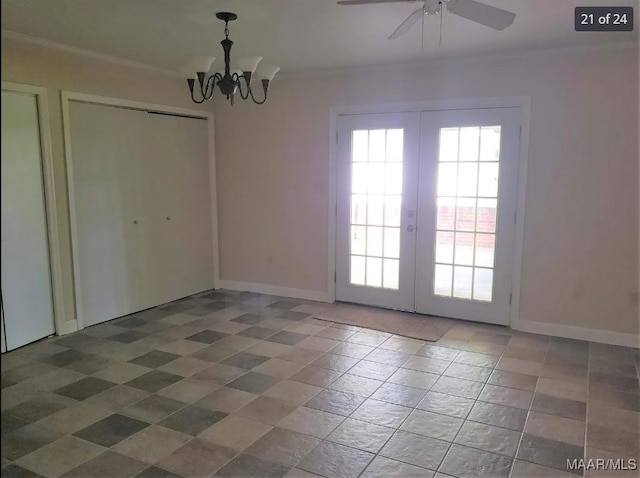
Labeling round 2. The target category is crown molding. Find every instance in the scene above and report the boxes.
[279,40,639,80]
[1,30,180,77]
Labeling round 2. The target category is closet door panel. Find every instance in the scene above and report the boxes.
[69,102,151,326]
[1,91,55,349]
[143,113,213,303]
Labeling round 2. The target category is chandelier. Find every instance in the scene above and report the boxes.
[184,12,280,105]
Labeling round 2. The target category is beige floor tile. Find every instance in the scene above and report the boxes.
[454,421,521,456]
[387,369,439,391]
[263,380,322,405]
[401,409,464,441]
[587,402,640,435]
[157,339,210,355]
[156,378,219,403]
[286,323,326,335]
[235,396,298,425]
[92,362,151,384]
[113,425,191,464]
[297,336,340,352]
[199,415,272,451]
[252,358,305,379]
[524,411,585,446]
[329,373,384,397]
[277,406,344,438]
[535,377,587,402]
[196,386,258,413]
[33,403,112,434]
[496,357,542,376]
[16,435,104,478]
[479,384,533,409]
[511,459,575,477]
[158,357,213,377]
[245,341,293,358]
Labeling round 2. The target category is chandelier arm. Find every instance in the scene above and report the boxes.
[234,73,251,100]
[248,83,268,105]
[204,73,221,99]
[187,79,206,104]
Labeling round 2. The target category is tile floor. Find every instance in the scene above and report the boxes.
[2,290,639,478]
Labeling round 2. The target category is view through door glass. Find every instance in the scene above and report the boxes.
[434,125,501,302]
[349,129,403,290]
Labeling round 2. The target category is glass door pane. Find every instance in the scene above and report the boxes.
[349,129,403,290]
[433,125,501,302]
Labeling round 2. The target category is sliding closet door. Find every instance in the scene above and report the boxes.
[69,102,153,326]
[1,90,55,348]
[69,100,214,327]
[143,112,213,304]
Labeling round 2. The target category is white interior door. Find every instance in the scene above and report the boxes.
[1,90,55,349]
[143,112,213,303]
[335,107,521,326]
[70,102,152,326]
[336,113,420,311]
[415,108,521,325]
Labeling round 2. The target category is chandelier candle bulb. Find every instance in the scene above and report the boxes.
[183,12,277,105]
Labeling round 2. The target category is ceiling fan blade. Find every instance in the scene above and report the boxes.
[446,0,515,30]
[337,0,417,5]
[388,7,424,40]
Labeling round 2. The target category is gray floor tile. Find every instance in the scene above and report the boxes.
[54,377,116,401]
[305,389,365,416]
[73,414,150,447]
[297,441,374,478]
[221,352,270,370]
[125,371,183,393]
[216,454,290,478]
[185,330,228,344]
[467,401,528,431]
[129,350,180,368]
[516,434,583,474]
[380,430,449,470]
[121,394,186,423]
[61,451,147,478]
[440,444,512,478]
[159,405,227,435]
[245,428,320,468]
[227,372,281,394]
[157,438,236,477]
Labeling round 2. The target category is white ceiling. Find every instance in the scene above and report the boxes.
[2,0,638,73]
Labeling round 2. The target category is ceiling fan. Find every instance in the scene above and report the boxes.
[337,0,516,40]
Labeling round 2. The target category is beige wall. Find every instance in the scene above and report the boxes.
[214,45,639,336]
[1,38,209,327]
[3,37,638,339]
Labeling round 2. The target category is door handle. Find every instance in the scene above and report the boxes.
[406,225,415,232]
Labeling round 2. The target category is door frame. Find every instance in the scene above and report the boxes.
[328,96,531,327]
[61,91,219,330]
[1,81,66,338]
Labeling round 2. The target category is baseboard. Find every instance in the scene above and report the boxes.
[59,319,79,336]
[511,318,640,349]
[216,280,331,303]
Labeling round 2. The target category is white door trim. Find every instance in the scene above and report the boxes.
[1,81,66,338]
[328,96,531,329]
[61,91,219,330]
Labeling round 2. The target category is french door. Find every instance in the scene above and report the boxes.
[335,107,521,325]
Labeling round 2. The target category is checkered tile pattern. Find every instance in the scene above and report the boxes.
[2,290,639,477]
